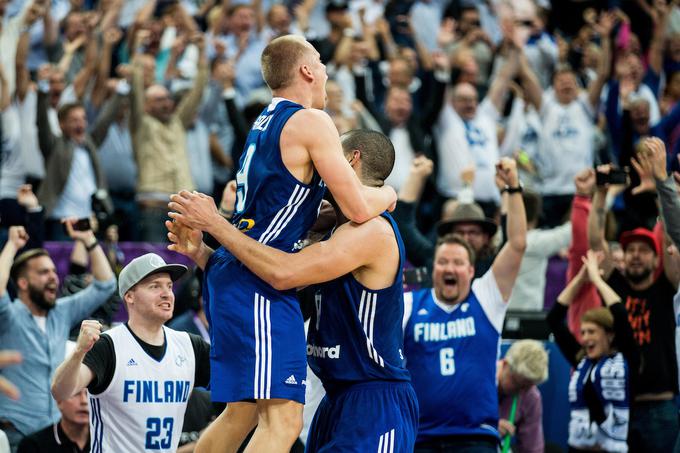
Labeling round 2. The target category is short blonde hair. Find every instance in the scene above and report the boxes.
[505,340,549,385]
[261,35,311,90]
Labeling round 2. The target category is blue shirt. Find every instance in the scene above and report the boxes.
[307,213,411,389]
[0,277,116,435]
[403,270,508,442]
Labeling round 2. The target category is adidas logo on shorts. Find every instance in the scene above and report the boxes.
[127,358,138,366]
[285,375,298,385]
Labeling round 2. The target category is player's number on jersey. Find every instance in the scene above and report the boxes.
[235,144,256,214]
[440,347,455,376]
[145,417,174,450]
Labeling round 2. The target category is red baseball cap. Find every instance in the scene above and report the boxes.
[619,228,660,255]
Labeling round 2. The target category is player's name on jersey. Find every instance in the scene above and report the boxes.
[412,318,477,342]
[252,113,273,131]
[307,344,341,359]
[122,380,191,404]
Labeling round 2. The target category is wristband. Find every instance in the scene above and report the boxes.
[86,240,99,252]
[502,184,523,194]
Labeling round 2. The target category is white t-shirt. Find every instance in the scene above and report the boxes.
[385,127,416,193]
[500,98,542,189]
[50,145,96,219]
[0,106,26,199]
[537,92,595,195]
[16,90,45,179]
[436,99,500,203]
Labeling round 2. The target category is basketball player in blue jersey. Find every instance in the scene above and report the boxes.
[168,130,418,452]
[403,158,527,452]
[168,35,397,453]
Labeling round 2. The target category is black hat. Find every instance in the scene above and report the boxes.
[326,0,348,13]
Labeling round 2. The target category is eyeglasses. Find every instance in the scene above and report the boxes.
[454,228,483,236]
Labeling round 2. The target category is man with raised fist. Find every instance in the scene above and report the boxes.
[51,253,210,453]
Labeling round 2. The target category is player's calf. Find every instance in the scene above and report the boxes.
[195,402,258,453]
[244,399,303,453]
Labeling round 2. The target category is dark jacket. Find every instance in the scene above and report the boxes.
[36,91,123,218]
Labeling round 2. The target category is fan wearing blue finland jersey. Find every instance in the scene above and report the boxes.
[168,130,418,452]
[167,35,397,453]
[402,158,527,453]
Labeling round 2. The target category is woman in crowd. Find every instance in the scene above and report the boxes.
[547,250,639,452]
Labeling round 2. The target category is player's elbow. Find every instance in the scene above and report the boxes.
[344,205,372,224]
[270,270,298,291]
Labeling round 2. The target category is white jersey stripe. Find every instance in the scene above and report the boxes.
[258,185,300,243]
[97,399,104,453]
[93,399,103,453]
[253,294,261,399]
[260,191,300,244]
[265,297,272,399]
[360,291,374,360]
[377,433,384,452]
[259,295,267,398]
[259,184,309,245]
[90,399,99,452]
[358,290,387,367]
[369,293,383,366]
[388,428,395,453]
[267,187,310,244]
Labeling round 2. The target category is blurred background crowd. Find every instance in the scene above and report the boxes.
[3,0,680,451]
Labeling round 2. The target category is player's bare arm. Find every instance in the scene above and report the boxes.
[168,191,396,290]
[283,109,397,223]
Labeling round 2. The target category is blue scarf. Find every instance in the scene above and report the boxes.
[567,352,630,452]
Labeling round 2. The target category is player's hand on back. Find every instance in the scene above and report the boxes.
[76,320,102,355]
[166,219,204,260]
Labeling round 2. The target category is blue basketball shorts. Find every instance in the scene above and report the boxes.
[203,252,307,403]
[305,381,419,452]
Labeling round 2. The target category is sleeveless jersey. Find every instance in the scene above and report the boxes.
[307,213,411,387]
[87,325,196,453]
[568,352,630,452]
[220,97,325,258]
[403,271,507,442]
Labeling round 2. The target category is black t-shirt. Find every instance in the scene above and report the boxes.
[17,423,89,453]
[83,324,211,395]
[607,269,678,395]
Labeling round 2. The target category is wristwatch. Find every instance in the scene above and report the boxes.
[502,183,523,194]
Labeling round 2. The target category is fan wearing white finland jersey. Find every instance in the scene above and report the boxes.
[51,254,211,453]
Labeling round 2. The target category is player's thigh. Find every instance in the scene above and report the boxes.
[313,383,418,453]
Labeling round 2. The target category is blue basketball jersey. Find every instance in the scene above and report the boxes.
[220,98,326,258]
[403,272,506,442]
[307,213,411,387]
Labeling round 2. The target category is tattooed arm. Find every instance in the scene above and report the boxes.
[587,171,614,279]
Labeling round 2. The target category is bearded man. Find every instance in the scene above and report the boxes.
[0,224,115,449]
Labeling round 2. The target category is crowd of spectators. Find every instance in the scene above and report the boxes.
[2,0,680,451]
